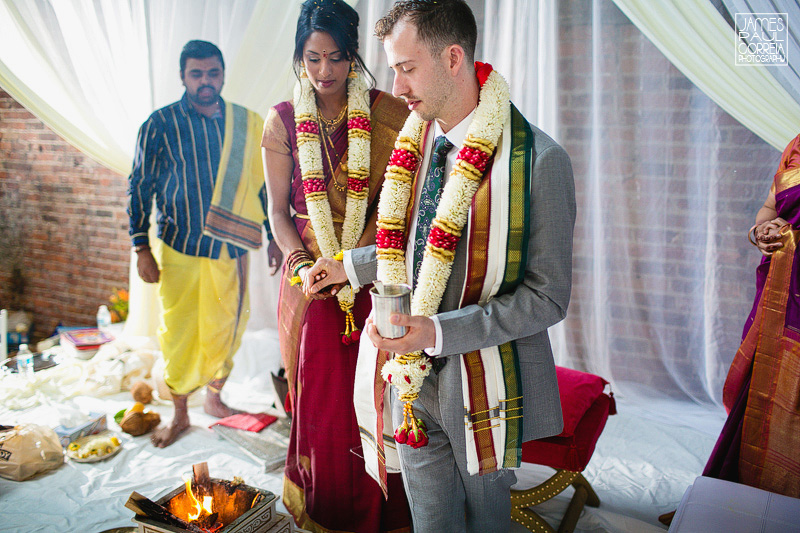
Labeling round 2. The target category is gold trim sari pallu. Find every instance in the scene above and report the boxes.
[722,166,800,497]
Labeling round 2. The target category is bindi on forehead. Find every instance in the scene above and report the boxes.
[307,48,342,58]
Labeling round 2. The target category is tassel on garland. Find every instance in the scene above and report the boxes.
[339,300,361,345]
[393,402,428,448]
[384,352,431,448]
[331,250,360,345]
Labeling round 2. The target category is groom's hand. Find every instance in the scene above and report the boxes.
[365,314,436,354]
[304,258,348,298]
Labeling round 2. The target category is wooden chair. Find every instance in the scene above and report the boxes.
[511,367,615,532]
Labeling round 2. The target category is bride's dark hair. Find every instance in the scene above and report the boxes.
[293,0,375,87]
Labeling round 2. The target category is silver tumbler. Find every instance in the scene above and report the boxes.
[369,283,411,339]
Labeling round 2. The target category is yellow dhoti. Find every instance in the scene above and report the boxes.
[155,242,249,395]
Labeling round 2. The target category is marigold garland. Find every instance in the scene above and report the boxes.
[294,69,372,344]
[375,66,511,447]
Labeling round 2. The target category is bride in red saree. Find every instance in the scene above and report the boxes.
[261,1,409,531]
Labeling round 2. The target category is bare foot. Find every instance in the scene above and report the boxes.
[151,416,190,448]
[204,391,244,418]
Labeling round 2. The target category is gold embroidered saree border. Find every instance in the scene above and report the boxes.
[738,226,800,495]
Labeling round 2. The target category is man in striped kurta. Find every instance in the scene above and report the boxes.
[127,40,281,447]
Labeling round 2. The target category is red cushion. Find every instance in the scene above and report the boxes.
[521,392,610,471]
[556,366,608,437]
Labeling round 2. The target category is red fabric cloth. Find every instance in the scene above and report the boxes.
[555,366,608,437]
[209,413,277,432]
[522,393,611,472]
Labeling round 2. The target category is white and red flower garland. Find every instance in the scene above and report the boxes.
[375,64,510,447]
[294,70,372,344]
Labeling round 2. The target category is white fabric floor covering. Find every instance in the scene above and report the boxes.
[509,397,725,532]
[0,331,726,533]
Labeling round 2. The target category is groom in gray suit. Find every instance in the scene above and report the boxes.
[305,1,575,530]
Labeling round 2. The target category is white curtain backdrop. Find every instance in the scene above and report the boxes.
[0,0,265,173]
[1,0,796,415]
[611,0,800,151]
[556,0,793,410]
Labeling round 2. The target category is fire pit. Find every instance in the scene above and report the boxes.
[128,464,280,533]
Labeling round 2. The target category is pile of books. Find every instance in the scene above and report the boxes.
[59,328,114,359]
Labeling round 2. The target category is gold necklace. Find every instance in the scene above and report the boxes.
[317,104,347,133]
[318,119,348,192]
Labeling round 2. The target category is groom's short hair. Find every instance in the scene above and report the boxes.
[375,0,477,63]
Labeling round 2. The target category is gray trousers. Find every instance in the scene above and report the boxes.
[391,357,516,532]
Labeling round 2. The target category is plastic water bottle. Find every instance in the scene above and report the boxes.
[97,305,112,331]
[17,343,34,379]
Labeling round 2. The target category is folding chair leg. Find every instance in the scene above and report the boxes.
[558,473,601,533]
[512,506,557,533]
[511,470,602,533]
[511,470,579,532]
[511,470,579,509]
[558,484,588,533]
[571,472,600,507]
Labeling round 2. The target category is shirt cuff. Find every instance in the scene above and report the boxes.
[131,233,149,248]
[343,250,362,290]
[424,315,443,356]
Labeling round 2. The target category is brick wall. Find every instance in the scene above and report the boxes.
[0,89,130,341]
[557,1,780,398]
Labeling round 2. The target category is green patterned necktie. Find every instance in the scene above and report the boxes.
[413,135,454,288]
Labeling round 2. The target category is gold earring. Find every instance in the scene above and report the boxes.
[300,64,308,79]
[348,60,357,79]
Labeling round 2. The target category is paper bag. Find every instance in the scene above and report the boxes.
[0,424,64,481]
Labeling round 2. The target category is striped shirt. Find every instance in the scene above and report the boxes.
[127,93,269,258]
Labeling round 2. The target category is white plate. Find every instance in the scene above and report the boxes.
[66,431,122,463]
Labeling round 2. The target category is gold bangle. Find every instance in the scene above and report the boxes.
[748,225,759,247]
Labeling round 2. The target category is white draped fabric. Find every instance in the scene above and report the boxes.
[2,0,797,416]
[611,0,800,151]
[0,0,266,173]
[722,0,800,103]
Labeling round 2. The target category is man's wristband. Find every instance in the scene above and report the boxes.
[133,244,151,253]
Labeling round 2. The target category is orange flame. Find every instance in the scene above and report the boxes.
[183,476,213,521]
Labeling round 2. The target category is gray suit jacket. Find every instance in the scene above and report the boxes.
[350,117,576,443]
